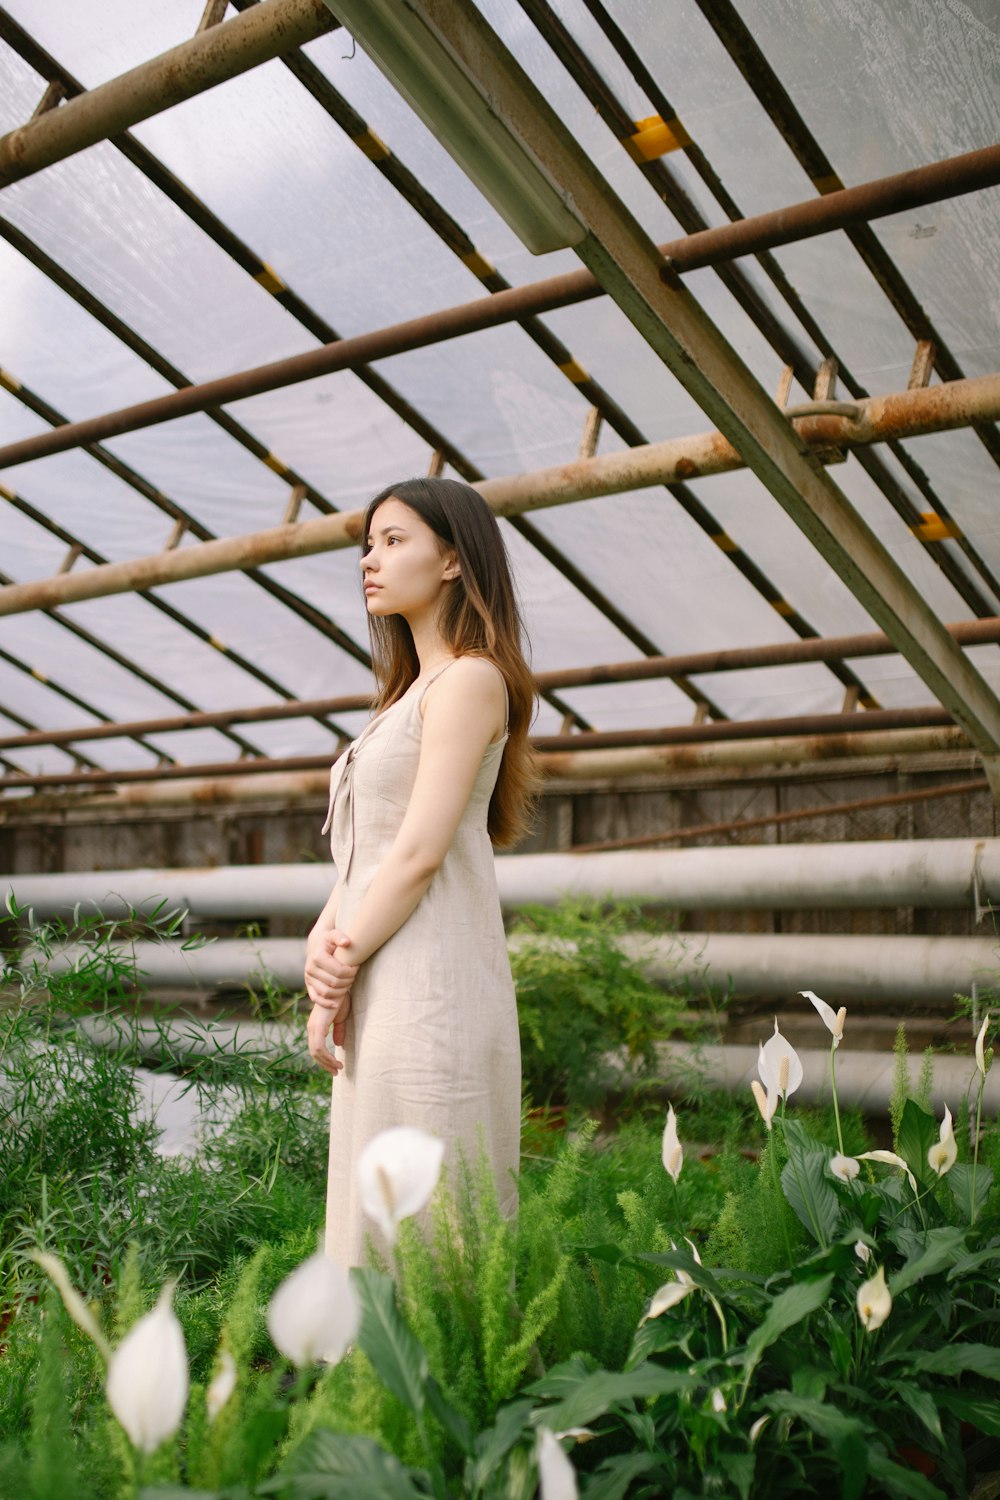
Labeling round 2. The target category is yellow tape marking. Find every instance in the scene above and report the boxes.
[353,128,390,162]
[0,483,14,501]
[31,667,48,683]
[812,171,845,195]
[860,694,881,710]
[461,250,496,280]
[0,368,22,392]
[912,512,962,542]
[209,635,227,653]
[263,453,290,477]
[559,359,589,385]
[710,532,739,553]
[770,598,795,617]
[623,114,691,163]
[254,263,287,296]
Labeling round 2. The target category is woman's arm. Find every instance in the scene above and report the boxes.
[334,657,505,968]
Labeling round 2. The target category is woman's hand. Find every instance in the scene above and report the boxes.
[307,997,350,1076]
[304,927,358,1010]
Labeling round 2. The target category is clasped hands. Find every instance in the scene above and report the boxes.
[304,926,359,1076]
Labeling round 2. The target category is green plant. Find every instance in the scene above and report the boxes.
[510,897,685,1113]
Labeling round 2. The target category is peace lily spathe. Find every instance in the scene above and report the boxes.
[856,1265,892,1332]
[758,1019,803,1100]
[858,1148,918,1195]
[31,1250,111,1362]
[928,1104,958,1176]
[206,1349,237,1422]
[537,1426,579,1500]
[357,1125,445,1247]
[267,1251,360,1366]
[830,1153,860,1183]
[662,1104,683,1184]
[976,1013,992,1077]
[642,1239,701,1321]
[105,1283,189,1454]
[801,989,847,1047]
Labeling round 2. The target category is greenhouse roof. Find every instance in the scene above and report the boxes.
[1,0,999,799]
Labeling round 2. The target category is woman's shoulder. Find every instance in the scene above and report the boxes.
[420,655,507,716]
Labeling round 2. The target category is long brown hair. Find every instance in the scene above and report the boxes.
[361,477,537,847]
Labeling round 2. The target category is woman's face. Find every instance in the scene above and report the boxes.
[360,498,458,621]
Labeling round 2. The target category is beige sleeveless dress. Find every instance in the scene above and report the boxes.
[320,662,521,1268]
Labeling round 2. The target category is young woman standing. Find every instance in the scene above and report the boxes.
[303,477,536,1269]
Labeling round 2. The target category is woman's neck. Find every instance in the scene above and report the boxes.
[408,614,456,680]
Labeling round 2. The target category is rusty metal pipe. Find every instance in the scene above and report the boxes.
[0,0,336,189]
[3,371,999,618]
[5,616,1000,754]
[0,708,962,791]
[0,144,997,469]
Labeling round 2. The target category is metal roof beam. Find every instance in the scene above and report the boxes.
[342,0,1000,779]
[0,0,335,187]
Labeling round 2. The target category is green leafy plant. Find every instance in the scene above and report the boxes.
[510,897,685,1113]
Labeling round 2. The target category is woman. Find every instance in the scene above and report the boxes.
[304,476,536,1269]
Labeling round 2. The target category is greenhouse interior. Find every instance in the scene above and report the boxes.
[2,1,1000,1496]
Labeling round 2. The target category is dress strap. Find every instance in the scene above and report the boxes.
[417,657,509,733]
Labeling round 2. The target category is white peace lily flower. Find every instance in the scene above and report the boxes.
[800,989,847,1047]
[856,1265,892,1332]
[641,1280,693,1321]
[858,1149,918,1194]
[750,1078,778,1131]
[206,1349,237,1422]
[105,1283,189,1454]
[749,1415,770,1444]
[357,1125,445,1246]
[758,1019,803,1100]
[662,1104,683,1184]
[928,1104,958,1177]
[267,1251,359,1367]
[30,1250,111,1362]
[830,1153,860,1183]
[854,1240,872,1265]
[537,1426,579,1500]
[711,1388,727,1414]
[553,1427,596,1443]
[976,1014,992,1077]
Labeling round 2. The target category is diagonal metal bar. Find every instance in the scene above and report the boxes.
[0,638,146,768]
[689,0,1000,477]
[0,0,336,187]
[0,560,260,758]
[0,484,350,745]
[523,0,1000,622]
[343,0,1000,782]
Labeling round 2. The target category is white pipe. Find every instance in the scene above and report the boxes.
[73,1016,1000,1116]
[6,837,999,916]
[42,930,1000,1003]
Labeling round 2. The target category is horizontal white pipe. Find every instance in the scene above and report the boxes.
[6,837,998,915]
[74,1016,999,1116]
[43,929,999,1003]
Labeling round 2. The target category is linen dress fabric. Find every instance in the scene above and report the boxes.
[321,662,521,1269]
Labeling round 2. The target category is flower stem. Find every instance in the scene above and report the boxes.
[829,1039,845,1156]
[972,1071,986,1226]
[768,1130,793,1266]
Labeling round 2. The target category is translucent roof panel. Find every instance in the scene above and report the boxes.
[1,0,999,796]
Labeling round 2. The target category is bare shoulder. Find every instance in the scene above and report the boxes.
[422,656,506,719]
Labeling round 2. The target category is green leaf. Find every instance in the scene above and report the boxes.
[936,1390,1000,1436]
[352,1269,428,1417]
[911,1343,1000,1380]
[425,1374,474,1457]
[891,1227,967,1295]
[883,1380,943,1446]
[897,1099,938,1190]
[866,1447,947,1500]
[947,1162,993,1220]
[260,1431,423,1500]
[780,1131,840,1247]
[743,1275,834,1376]
[465,1399,534,1493]
[766,1391,868,1441]
[718,1451,755,1500]
[533,1364,695,1431]
[582,1452,673,1500]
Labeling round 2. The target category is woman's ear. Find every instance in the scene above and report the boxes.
[443,553,461,580]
